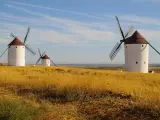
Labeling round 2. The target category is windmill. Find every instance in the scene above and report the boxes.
[109,16,160,73]
[0,27,36,66]
[36,48,56,66]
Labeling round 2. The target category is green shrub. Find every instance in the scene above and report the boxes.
[0,97,42,120]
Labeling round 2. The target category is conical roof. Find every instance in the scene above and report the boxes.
[125,31,148,44]
[8,37,24,46]
[41,55,50,59]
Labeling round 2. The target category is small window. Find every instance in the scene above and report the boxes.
[142,45,144,47]
[136,61,138,64]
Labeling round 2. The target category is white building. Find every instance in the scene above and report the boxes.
[124,31,149,73]
[41,55,50,66]
[8,37,25,66]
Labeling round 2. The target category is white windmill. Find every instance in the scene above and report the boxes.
[36,48,56,66]
[0,27,36,66]
[109,16,160,73]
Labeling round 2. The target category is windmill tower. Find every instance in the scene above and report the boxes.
[36,49,56,66]
[109,16,160,73]
[124,31,149,73]
[0,27,36,66]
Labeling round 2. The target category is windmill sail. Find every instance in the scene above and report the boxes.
[116,16,125,39]
[148,42,160,55]
[0,47,8,58]
[24,27,30,44]
[50,59,56,66]
[109,42,120,58]
[124,25,134,38]
[25,44,36,55]
[109,42,122,61]
[23,27,36,55]
[10,33,16,38]
[38,48,42,57]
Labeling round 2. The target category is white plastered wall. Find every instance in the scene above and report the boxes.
[8,45,25,66]
[124,44,149,73]
[41,59,50,66]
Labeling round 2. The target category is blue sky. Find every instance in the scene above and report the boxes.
[0,0,160,64]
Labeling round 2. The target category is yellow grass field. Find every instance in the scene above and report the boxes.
[0,66,160,120]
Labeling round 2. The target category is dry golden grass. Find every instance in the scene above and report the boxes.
[0,66,160,120]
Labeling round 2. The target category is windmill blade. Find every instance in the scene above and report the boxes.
[10,33,16,38]
[41,52,45,57]
[110,46,122,61]
[115,16,125,39]
[0,47,8,58]
[25,44,36,55]
[38,48,42,57]
[109,42,123,58]
[36,57,41,64]
[50,59,56,66]
[148,42,160,55]
[125,25,134,38]
[109,42,120,57]
[109,42,123,61]
[24,27,30,44]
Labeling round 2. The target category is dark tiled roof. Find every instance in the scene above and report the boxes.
[41,55,50,59]
[8,37,24,46]
[125,31,148,44]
